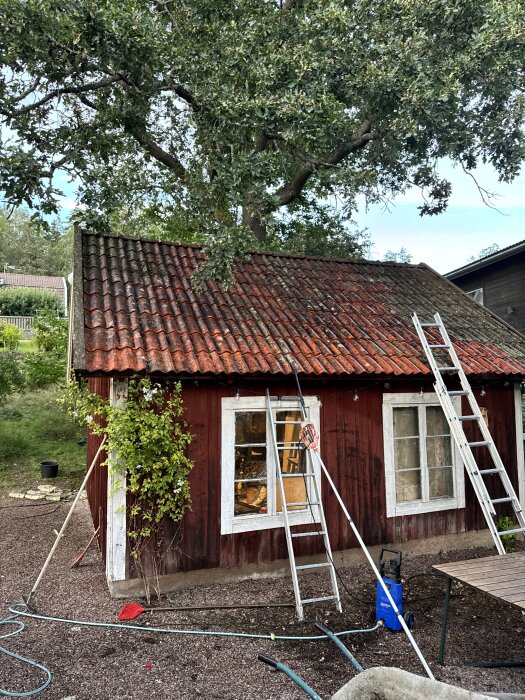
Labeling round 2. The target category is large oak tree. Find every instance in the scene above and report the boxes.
[0,1,523,276]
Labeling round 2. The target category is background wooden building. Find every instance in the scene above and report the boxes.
[446,239,525,334]
[71,230,525,595]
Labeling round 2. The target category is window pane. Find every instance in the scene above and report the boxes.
[275,409,306,474]
[234,480,267,516]
[235,411,265,445]
[394,437,420,470]
[429,466,454,499]
[395,469,422,502]
[275,410,302,444]
[393,407,418,438]
[426,435,452,467]
[235,446,266,480]
[426,406,449,436]
[276,475,307,513]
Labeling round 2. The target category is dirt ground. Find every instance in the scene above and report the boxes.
[1,494,524,700]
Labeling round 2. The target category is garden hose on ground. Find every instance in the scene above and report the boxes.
[1,603,380,698]
[0,613,52,698]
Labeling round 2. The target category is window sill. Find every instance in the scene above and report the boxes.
[222,507,320,535]
[388,497,461,518]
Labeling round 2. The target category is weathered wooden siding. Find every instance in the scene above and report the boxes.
[141,377,519,577]
[86,376,110,559]
[451,251,525,334]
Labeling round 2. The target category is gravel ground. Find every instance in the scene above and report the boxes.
[1,494,524,699]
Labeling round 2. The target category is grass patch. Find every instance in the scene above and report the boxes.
[0,338,36,353]
[0,386,86,490]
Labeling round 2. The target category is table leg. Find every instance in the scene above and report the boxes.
[439,577,452,666]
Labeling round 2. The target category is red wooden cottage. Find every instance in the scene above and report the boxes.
[70,229,525,596]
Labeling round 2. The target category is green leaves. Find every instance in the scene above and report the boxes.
[0,0,524,277]
[61,377,194,556]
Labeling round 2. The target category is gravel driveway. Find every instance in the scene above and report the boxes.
[1,494,524,699]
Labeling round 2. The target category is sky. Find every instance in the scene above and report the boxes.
[54,158,524,276]
[355,160,525,274]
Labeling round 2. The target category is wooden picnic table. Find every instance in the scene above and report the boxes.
[433,552,525,665]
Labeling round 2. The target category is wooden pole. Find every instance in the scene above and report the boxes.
[26,435,107,607]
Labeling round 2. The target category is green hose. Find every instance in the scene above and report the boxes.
[258,655,322,700]
[0,614,52,698]
[314,621,364,673]
[8,605,380,642]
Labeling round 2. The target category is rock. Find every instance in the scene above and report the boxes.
[8,492,25,499]
[25,493,46,500]
[45,495,62,502]
[38,484,58,493]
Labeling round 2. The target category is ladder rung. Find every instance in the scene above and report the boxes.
[275,421,303,425]
[292,530,325,538]
[296,563,331,571]
[448,390,469,396]
[420,322,441,327]
[301,595,339,604]
[469,441,492,447]
[491,497,514,504]
[479,468,500,475]
[438,366,459,372]
[286,501,320,507]
[282,472,315,478]
[498,527,525,536]
[458,415,479,421]
[429,343,450,348]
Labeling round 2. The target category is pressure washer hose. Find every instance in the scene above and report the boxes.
[0,604,379,698]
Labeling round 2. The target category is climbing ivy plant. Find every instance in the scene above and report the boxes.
[61,377,194,560]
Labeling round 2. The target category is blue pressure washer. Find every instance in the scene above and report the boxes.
[376,548,414,632]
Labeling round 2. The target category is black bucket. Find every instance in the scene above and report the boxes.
[40,461,58,478]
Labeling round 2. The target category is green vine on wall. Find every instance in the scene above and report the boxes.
[61,377,194,559]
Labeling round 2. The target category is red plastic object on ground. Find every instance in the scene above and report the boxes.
[118,602,146,620]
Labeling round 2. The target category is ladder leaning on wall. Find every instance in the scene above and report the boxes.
[265,368,436,681]
[412,312,525,555]
[265,390,342,622]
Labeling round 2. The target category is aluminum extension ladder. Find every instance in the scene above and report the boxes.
[412,312,525,554]
[265,390,342,621]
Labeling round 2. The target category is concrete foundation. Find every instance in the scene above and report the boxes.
[108,528,492,598]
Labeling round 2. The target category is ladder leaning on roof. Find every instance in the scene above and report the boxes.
[412,311,525,555]
[265,390,342,622]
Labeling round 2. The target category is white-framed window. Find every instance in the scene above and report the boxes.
[383,393,465,517]
[221,396,321,534]
[466,288,484,305]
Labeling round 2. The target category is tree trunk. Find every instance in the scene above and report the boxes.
[242,205,267,243]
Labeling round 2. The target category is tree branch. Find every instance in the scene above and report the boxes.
[4,76,121,116]
[275,122,375,206]
[126,126,186,179]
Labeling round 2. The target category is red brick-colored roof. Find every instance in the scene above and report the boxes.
[0,272,65,304]
[75,231,525,377]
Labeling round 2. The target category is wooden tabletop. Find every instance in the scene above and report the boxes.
[433,552,525,610]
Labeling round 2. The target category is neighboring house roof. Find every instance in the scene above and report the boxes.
[446,239,525,279]
[72,229,525,377]
[0,272,66,305]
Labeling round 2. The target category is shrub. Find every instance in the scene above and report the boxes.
[23,351,65,387]
[33,310,68,352]
[0,352,25,399]
[0,287,62,317]
[496,515,517,553]
[1,322,22,350]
